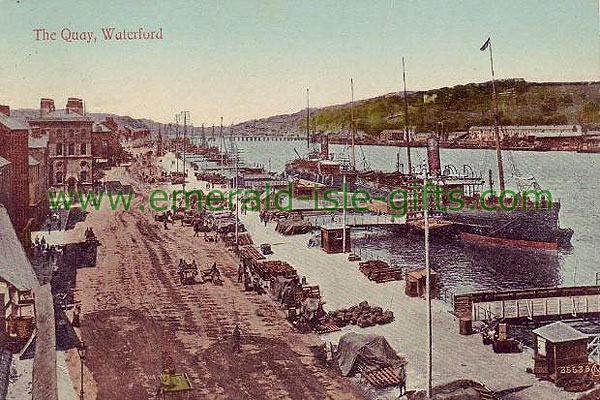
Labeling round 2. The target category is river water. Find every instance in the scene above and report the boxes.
[194,138,599,296]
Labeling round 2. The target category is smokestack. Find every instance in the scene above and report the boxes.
[0,105,10,117]
[66,98,84,115]
[427,137,441,176]
[40,98,55,116]
[321,134,329,160]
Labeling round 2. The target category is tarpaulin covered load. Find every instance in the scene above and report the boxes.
[275,219,313,235]
[334,332,404,377]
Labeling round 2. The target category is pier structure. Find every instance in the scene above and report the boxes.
[454,286,600,323]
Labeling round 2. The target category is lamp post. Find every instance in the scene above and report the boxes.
[77,341,87,400]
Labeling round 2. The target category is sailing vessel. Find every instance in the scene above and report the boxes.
[440,38,573,250]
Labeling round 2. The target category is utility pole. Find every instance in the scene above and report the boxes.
[342,174,347,252]
[402,57,412,174]
[182,111,189,193]
[306,88,310,150]
[175,114,180,174]
[424,176,432,399]
[235,142,239,249]
[220,117,224,176]
[350,79,356,171]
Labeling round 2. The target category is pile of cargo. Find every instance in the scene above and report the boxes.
[253,260,297,281]
[320,301,394,329]
[359,260,403,283]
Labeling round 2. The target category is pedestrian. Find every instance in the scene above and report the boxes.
[193,224,199,237]
[47,222,51,235]
[163,220,168,230]
[72,305,81,327]
[232,324,241,353]
[237,264,244,283]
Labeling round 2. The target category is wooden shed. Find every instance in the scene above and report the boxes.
[320,224,351,254]
[532,321,589,383]
[404,268,438,298]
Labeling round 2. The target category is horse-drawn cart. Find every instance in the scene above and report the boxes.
[177,260,198,285]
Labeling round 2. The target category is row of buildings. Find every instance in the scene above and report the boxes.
[0,98,128,237]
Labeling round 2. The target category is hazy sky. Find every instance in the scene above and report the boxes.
[1,1,598,124]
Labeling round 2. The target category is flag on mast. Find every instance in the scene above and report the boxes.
[480,37,491,51]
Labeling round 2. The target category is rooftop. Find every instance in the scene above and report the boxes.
[30,109,91,122]
[93,122,112,133]
[0,113,29,131]
[533,321,588,343]
[28,134,49,149]
[0,206,39,291]
[0,156,10,168]
[28,155,40,166]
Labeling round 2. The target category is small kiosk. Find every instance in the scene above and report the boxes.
[404,268,438,298]
[532,321,589,383]
[320,224,351,254]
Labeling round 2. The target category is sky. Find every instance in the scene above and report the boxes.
[0,0,599,125]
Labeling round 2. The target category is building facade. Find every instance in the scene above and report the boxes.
[92,118,122,167]
[0,107,31,233]
[28,131,49,226]
[29,98,94,192]
[0,157,13,222]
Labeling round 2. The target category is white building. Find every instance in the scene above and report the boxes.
[468,125,584,142]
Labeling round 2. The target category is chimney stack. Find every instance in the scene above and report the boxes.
[0,105,10,117]
[66,97,84,115]
[40,98,55,116]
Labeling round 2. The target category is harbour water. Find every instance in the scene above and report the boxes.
[193,138,599,295]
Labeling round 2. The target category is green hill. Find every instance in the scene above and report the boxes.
[309,79,600,137]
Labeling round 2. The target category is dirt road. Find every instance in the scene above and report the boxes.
[66,154,363,399]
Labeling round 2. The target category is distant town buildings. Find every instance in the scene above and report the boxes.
[123,125,150,141]
[468,125,584,142]
[29,98,94,191]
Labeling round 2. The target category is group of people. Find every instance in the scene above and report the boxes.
[33,235,61,264]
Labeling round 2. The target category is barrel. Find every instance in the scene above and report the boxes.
[459,317,472,335]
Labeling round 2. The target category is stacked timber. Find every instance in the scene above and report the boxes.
[359,260,403,283]
[319,301,394,329]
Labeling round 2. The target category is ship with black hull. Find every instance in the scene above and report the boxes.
[438,38,573,251]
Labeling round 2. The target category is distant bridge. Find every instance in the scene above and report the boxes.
[203,135,306,142]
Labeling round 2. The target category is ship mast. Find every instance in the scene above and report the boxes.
[350,78,356,171]
[482,37,505,192]
[402,57,412,174]
[306,88,310,150]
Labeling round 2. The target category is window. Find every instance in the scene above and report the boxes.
[68,129,74,138]
[80,170,88,183]
[55,171,63,184]
[56,143,63,155]
[68,143,75,155]
[80,143,86,155]
[80,160,88,168]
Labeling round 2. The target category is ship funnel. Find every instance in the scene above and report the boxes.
[427,137,441,176]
